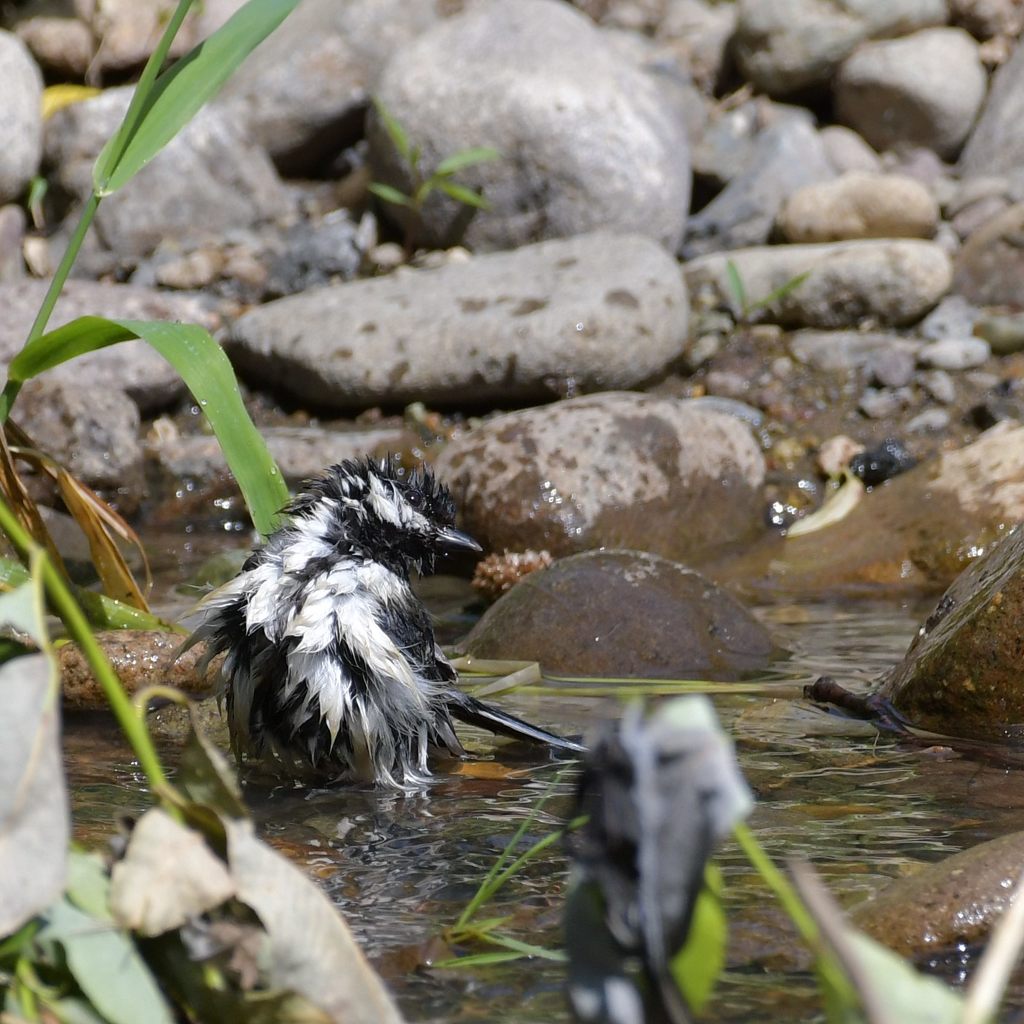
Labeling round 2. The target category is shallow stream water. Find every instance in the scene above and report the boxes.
[62,526,1024,1023]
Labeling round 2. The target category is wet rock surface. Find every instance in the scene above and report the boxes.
[225,233,688,408]
[434,392,765,563]
[852,832,1024,956]
[460,549,776,680]
[60,630,218,709]
[880,523,1024,741]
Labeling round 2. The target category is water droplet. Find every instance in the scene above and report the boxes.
[575,322,584,332]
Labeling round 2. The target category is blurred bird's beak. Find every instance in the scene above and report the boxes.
[437,526,482,553]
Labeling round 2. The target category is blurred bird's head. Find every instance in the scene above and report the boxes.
[284,457,481,577]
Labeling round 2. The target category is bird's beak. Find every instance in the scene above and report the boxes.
[436,526,482,553]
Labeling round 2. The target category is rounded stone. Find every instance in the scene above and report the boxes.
[953,202,1024,306]
[835,28,987,159]
[433,392,766,564]
[0,31,43,204]
[819,125,882,175]
[460,549,776,680]
[917,337,991,370]
[777,172,938,243]
[369,0,690,252]
[225,233,688,409]
[733,0,946,96]
[685,240,952,329]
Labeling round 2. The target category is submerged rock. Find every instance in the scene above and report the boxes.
[880,524,1024,741]
[61,630,218,709]
[852,832,1024,956]
[434,392,765,564]
[460,549,776,680]
[715,421,1024,596]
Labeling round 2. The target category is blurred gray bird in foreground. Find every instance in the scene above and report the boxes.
[185,457,583,788]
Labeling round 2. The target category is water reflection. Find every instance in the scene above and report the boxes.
[64,595,1024,1023]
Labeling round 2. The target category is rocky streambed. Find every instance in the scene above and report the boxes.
[5,0,1024,1018]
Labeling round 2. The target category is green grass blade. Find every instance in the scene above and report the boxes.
[434,147,501,176]
[434,178,490,210]
[372,98,412,164]
[725,258,747,315]
[747,271,811,314]
[8,317,288,537]
[367,182,416,209]
[94,0,299,195]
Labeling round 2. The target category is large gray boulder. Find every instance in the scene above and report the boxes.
[835,28,988,159]
[0,31,42,204]
[960,35,1024,177]
[225,233,688,409]
[369,0,691,252]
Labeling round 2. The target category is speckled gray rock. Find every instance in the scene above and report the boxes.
[961,36,1024,177]
[835,28,987,159]
[733,0,946,96]
[461,549,775,679]
[18,376,142,498]
[777,172,938,243]
[0,31,42,204]
[369,0,691,252]
[214,0,446,174]
[683,114,834,258]
[686,240,952,329]
[0,279,216,412]
[433,392,766,563]
[225,233,688,409]
[45,87,290,264]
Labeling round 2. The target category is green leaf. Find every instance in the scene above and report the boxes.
[434,178,490,210]
[7,317,288,537]
[0,555,177,632]
[434,146,501,176]
[725,259,747,315]
[669,863,727,1013]
[371,98,412,164]
[367,182,416,209]
[746,270,811,314]
[93,0,300,195]
[40,898,175,1024]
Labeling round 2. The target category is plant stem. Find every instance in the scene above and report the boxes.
[0,498,171,798]
[734,823,857,1012]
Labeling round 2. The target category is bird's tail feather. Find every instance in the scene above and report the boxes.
[447,691,585,754]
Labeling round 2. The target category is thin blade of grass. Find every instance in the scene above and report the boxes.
[434,147,501,176]
[55,469,148,610]
[725,259,747,315]
[94,0,300,194]
[746,271,811,315]
[434,178,490,210]
[476,934,566,962]
[0,425,67,579]
[367,183,415,209]
[432,950,529,969]
[7,316,288,537]
[372,98,412,164]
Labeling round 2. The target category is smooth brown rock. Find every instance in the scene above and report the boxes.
[881,524,1024,741]
[460,549,776,679]
[61,630,219,709]
[714,421,1024,597]
[434,392,766,564]
[852,832,1024,955]
[777,172,938,243]
[954,202,1024,306]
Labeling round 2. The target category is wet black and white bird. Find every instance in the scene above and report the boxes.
[186,456,583,787]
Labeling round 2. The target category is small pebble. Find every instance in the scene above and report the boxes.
[974,313,1024,356]
[817,434,864,477]
[906,408,951,433]
[858,386,911,419]
[868,348,916,389]
[917,337,990,371]
[849,437,916,485]
[918,295,978,341]
[918,369,957,405]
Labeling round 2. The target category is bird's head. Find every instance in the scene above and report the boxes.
[286,457,481,577]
